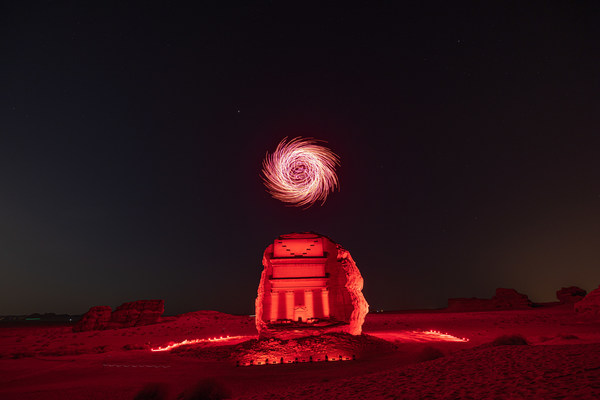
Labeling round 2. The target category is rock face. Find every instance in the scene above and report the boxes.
[255,233,368,338]
[73,306,112,332]
[447,288,533,312]
[73,300,164,332]
[556,286,587,304]
[109,299,164,328]
[493,288,533,308]
[575,285,600,317]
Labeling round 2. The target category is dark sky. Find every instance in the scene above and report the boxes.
[2,2,600,315]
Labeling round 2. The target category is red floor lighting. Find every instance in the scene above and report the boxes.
[150,335,247,352]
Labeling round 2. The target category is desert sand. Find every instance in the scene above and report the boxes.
[1,304,599,399]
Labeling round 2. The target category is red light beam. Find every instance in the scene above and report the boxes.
[150,335,248,352]
[368,330,469,343]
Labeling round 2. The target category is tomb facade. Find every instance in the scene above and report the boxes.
[255,233,368,338]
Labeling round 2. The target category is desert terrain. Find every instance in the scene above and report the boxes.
[1,302,599,399]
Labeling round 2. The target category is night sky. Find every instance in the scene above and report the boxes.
[2,2,600,316]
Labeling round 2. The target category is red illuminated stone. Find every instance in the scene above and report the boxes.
[575,285,600,317]
[556,286,587,304]
[255,233,368,338]
[73,299,164,332]
[447,288,532,312]
[73,306,112,332]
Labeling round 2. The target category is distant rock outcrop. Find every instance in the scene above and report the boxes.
[73,306,112,332]
[73,300,164,332]
[109,299,164,328]
[575,285,600,317]
[447,288,533,312]
[493,288,533,308]
[556,286,587,304]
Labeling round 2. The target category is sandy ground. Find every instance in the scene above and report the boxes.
[1,305,599,399]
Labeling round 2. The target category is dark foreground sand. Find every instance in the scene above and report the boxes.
[238,343,600,399]
[1,304,599,399]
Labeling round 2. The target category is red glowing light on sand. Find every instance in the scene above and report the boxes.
[368,330,469,343]
[418,330,470,342]
[262,137,340,208]
[239,354,354,367]
[150,335,245,352]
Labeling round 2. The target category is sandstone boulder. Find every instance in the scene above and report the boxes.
[73,300,164,332]
[492,288,532,309]
[109,299,164,328]
[73,306,112,332]
[556,286,587,304]
[575,285,600,317]
[447,288,532,312]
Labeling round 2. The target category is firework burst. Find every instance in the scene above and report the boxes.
[262,137,340,208]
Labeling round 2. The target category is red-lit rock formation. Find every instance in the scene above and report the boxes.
[73,300,164,332]
[447,288,532,312]
[255,233,368,338]
[556,286,587,304]
[73,306,112,332]
[493,288,533,308]
[575,285,600,317]
[109,299,164,328]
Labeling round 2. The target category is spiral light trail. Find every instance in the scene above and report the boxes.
[262,137,340,208]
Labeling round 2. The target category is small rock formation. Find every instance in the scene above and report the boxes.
[493,288,533,308]
[109,299,164,328]
[255,232,368,338]
[447,288,533,312]
[575,285,600,317]
[73,306,112,332]
[556,286,587,304]
[73,299,164,332]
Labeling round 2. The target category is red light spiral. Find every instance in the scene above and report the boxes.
[262,137,340,208]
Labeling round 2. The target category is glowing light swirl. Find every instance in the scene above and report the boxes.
[262,137,340,208]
